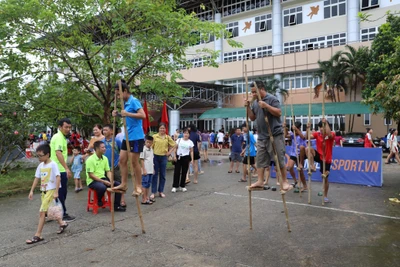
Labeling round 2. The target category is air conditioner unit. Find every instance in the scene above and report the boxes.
[289,14,296,25]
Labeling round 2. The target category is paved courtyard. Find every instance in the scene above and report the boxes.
[1,156,399,267]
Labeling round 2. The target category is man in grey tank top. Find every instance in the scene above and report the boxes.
[245,81,293,193]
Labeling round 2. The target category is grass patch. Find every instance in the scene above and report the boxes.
[0,162,175,198]
[0,168,84,198]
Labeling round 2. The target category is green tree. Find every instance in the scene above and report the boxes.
[263,78,289,101]
[0,102,29,174]
[317,51,348,103]
[363,14,400,131]
[0,0,240,126]
[341,45,371,132]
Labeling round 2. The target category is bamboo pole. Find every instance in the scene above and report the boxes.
[321,73,326,206]
[289,82,301,197]
[244,65,252,230]
[308,83,312,204]
[253,82,291,233]
[118,80,146,234]
[110,93,117,231]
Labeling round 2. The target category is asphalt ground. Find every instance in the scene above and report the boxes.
[1,156,399,267]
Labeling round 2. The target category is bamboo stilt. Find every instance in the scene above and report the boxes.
[118,80,146,234]
[321,73,326,206]
[110,94,117,231]
[289,82,301,197]
[253,83,291,233]
[308,83,312,204]
[244,65,253,230]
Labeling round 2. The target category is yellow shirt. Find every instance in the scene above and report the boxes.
[152,133,175,156]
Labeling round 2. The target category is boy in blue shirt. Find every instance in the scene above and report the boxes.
[239,124,257,182]
[228,128,244,173]
[70,146,83,192]
[112,80,146,196]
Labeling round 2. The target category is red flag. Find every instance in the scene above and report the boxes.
[142,100,150,135]
[161,101,169,135]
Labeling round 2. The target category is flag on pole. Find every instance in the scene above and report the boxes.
[161,101,169,135]
[142,100,150,134]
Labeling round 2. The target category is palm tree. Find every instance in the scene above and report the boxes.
[316,51,349,130]
[263,78,289,101]
[317,51,348,103]
[341,45,371,132]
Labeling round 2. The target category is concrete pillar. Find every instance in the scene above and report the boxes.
[214,80,223,131]
[214,13,223,63]
[169,110,180,136]
[272,0,283,55]
[347,0,360,43]
[274,73,283,103]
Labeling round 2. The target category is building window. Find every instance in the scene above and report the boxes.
[283,33,346,54]
[226,22,239,38]
[282,72,321,90]
[384,117,392,126]
[283,7,302,27]
[223,0,271,17]
[364,114,371,126]
[361,0,380,11]
[187,6,214,21]
[361,27,378,42]
[255,14,272,32]
[324,0,346,19]
[223,45,272,63]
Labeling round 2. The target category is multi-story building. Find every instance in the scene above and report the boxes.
[166,0,399,137]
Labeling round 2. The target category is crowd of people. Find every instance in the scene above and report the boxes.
[26,79,399,245]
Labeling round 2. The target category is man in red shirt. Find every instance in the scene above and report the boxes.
[306,119,335,203]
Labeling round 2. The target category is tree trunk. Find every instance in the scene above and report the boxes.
[103,103,111,124]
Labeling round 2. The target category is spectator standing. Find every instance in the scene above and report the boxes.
[228,127,244,173]
[150,123,175,200]
[50,118,75,222]
[200,130,210,162]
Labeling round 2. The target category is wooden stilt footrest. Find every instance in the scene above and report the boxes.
[107,188,126,194]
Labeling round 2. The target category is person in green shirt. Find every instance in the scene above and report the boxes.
[50,118,75,222]
[86,141,126,212]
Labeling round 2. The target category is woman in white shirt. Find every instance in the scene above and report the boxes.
[217,130,224,152]
[385,129,400,165]
[172,128,194,192]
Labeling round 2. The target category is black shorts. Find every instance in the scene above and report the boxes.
[242,156,255,165]
[218,142,223,145]
[193,151,201,160]
[121,139,144,153]
[289,156,299,165]
[314,153,331,173]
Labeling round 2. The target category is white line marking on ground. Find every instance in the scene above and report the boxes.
[214,192,400,220]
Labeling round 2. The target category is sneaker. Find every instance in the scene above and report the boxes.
[171,187,177,193]
[181,188,187,192]
[62,214,76,222]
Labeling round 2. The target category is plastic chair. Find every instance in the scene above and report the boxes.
[87,188,111,214]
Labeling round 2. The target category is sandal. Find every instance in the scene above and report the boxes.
[141,200,153,205]
[235,170,240,173]
[159,193,166,198]
[120,201,127,208]
[228,171,232,173]
[26,236,44,244]
[57,223,68,234]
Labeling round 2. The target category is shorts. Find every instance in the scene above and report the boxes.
[73,170,82,179]
[256,134,286,169]
[314,152,331,173]
[230,152,242,162]
[193,151,201,161]
[242,156,255,165]
[142,174,152,189]
[121,139,144,153]
[218,142,223,145]
[201,142,208,151]
[289,156,299,165]
[40,189,56,212]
